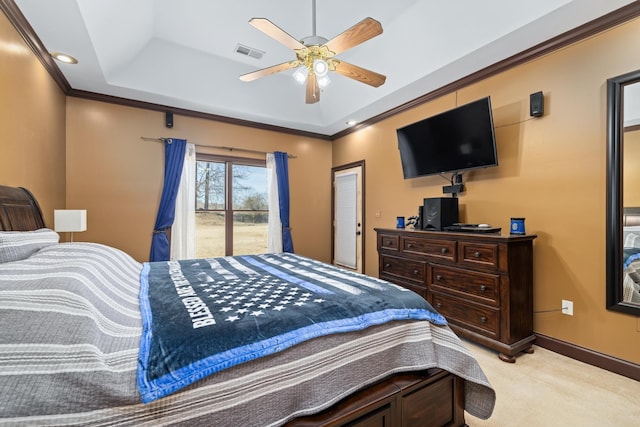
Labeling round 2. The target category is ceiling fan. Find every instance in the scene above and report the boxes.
[239,0,386,104]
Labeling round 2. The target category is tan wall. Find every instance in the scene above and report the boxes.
[65,98,332,262]
[333,19,640,363]
[624,129,640,205]
[0,12,66,224]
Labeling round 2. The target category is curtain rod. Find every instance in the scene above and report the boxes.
[140,137,296,158]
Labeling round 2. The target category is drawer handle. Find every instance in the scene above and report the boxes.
[413,269,419,275]
[407,243,412,248]
[386,241,393,246]
[474,251,481,258]
[480,285,487,292]
[480,316,487,324]
[384,263,391,268]
[436,274,442,281]
[441,247,448,254]
[436,302,442,308]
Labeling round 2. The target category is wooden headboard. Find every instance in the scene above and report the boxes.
[0,185,46,231]
[623,207,640,227]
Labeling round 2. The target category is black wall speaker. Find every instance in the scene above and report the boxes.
[530,91,544,117]
[165,111,174,128]
[422,197,459,231]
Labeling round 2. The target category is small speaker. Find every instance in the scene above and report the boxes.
[416,205,423,229]
[423,197,459,231]
[530,91,544,117]
[165,111,174,128]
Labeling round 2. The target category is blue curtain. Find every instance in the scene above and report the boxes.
[274,151,294,253]
[149,138,187,262]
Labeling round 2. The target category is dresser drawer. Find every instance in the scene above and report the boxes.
[430,292,499,339]
[403,237,456,262]
[379,234,399,251]
[380,255,425,284]
[459,241,498,270]
[429,265,499,306]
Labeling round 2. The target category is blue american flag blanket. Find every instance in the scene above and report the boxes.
[137,252,447,403]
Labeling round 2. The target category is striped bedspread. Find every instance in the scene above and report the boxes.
[0,243,495,426]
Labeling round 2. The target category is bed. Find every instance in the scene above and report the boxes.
[0,184,495,426]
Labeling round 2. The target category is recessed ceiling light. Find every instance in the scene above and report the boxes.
[346,120,357,126]
[51,52,78,64]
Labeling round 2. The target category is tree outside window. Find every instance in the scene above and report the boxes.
[195,155,268,257]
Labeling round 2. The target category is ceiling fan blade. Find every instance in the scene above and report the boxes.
[249,18,305,50]
[333,61,386,87]
[306,73,320,104]
[324,17,383,55]
[239,60,300,82]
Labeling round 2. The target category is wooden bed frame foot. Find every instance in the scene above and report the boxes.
[523,346,534,354]
[498,353,516,363]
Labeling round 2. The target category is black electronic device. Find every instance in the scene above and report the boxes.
[444,225,501,233]
[530,91,544,117]
[396,97,498,179]
[165,111,174,128]
[415,206,423,229]
[422,197,458,230]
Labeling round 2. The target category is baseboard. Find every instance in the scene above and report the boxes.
[535,333,640,381]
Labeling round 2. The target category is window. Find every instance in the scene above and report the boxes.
[195,154,268,257]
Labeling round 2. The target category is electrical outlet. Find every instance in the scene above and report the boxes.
[375,210,381,218]
[562,299,573,316]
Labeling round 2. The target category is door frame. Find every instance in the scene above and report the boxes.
[331,160,365,273]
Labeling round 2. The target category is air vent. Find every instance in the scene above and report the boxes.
[235,44,264,60]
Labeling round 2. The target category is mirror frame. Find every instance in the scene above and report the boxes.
[606,69,640,316]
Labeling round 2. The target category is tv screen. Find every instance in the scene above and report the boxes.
[396,97,498,179]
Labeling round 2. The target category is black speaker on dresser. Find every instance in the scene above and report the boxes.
[422,197,459,230]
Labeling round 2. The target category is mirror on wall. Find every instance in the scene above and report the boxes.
[606,69,640,315]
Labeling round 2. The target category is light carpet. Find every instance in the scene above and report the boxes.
[464,340,640,426]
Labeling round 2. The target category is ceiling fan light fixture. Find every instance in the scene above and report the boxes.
[293,67,308,85]
[313,58,329,77]
[317,74,331,89]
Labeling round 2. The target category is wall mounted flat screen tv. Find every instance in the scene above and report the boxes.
[396,97,498,179]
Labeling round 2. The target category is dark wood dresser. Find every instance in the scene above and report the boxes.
[375,228,537,362]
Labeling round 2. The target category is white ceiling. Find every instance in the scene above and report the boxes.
[13,0,637,136]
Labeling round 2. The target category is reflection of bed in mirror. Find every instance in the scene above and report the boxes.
[0,185,495,426]
[622,207,640,303]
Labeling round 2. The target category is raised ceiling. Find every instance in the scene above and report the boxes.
[9,0,639,137]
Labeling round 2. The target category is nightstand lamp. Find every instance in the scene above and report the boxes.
[54,209,87,242]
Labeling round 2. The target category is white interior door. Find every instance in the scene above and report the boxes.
[333,164,363,272]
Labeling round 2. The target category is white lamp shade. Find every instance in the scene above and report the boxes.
[54,210,87,232]
[313,59,328,77]
[317,74,331,88]
[292,66,308,84]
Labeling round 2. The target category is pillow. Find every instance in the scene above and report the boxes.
[0,228,60,263]
[623,226,640,248]
[624,232,640,248]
